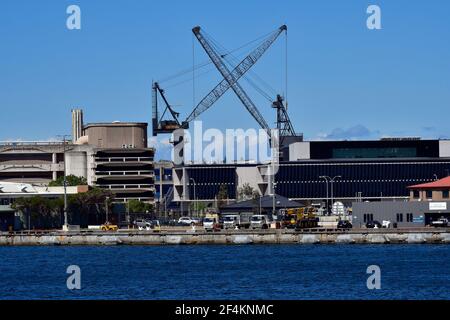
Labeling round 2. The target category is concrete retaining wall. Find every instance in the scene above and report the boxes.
[0,230,449,246]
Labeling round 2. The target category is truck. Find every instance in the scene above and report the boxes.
[203,212,220,232]
[280,208,298,229]
[431,217,448,228]
[295,208,319,229]
[221,214,251,230]
[250,214,271,229]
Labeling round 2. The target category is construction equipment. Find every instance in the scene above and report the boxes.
[152,25,300,147]
[280,207,319,229]
[280,208,298,229]
[152,82,184,135]
[100,222,119,231]
[272,94,296,146]
[295,207,319,229]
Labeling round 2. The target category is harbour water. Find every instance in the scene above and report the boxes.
[0,245,449,300]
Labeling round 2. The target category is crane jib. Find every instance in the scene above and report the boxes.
[185,25,287,127]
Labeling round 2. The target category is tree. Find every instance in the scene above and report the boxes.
[217,184,229,209]
[12,196,62,229]
[190,201,207,214]
[11,188,115,229]
[68,187,115,226]
[237,183,260,201]
[49,175,87,187]
[127,199,154,214]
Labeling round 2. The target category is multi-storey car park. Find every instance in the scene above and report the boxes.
[0,109,156,206]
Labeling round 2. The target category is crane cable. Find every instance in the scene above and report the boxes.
[163,31,275,90]
[285,27,288,110]
[204,29,279,102]
[158,27,280,85]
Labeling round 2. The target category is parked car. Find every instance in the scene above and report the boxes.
[178,217,200,226]
[133,219,152,230]
[382,220,391,228]
[150,220,161,231]
[337,220,352,229]
[431,217,448,228]
[366,220,382,228]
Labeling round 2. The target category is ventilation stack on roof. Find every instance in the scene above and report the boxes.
[71,109,84,144]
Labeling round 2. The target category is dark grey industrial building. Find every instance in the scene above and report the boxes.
[352,201,450,228]
[173,138,450,209]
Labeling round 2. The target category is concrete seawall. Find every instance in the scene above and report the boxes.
[1,229,449,245]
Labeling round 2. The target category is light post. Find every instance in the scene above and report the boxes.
[126,200,130,227]
[330,175,341,215]
[57,134,71,230]
[190,178,196,217]
[319,175,341,215]
[105,196,110,223]
[259,195,262,215]
[319,176,330,215]
[272,181,277,217]
[164,197,168,220]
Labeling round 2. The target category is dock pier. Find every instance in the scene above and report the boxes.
[0,229,449,245]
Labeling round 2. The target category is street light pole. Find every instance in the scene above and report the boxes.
[319,176,330,215]
[330,175,341,215]
[126,200,130,227]
[190,178,196,217]
[105,196,110,223]
[259,195,262,215]
[57,134,71,230]
[272,182,277,217]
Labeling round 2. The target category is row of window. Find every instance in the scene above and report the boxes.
[277,162,450,181]
[396,213,414,222]
[364,213,414,223]
[413,190,450,199]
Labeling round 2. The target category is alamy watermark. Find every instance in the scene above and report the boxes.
[367,5,382,30]
[66,265,81,290]
[170,121,280,176]
[366,265,381,290]
[66,5,81,30]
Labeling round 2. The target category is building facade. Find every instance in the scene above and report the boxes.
[0,110,156,205]
[73,118,155,203]
[352,200,450,228]
[172,139,450,209]
[0,141,66,184]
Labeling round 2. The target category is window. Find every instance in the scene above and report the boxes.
[443,190,449,199]
[413,190,420,198]
[396,213,403,222]
[406,213,413,222]
[332,147,417,159]
[426,190,433,199]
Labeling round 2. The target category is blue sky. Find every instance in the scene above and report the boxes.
[1,0,450,159]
